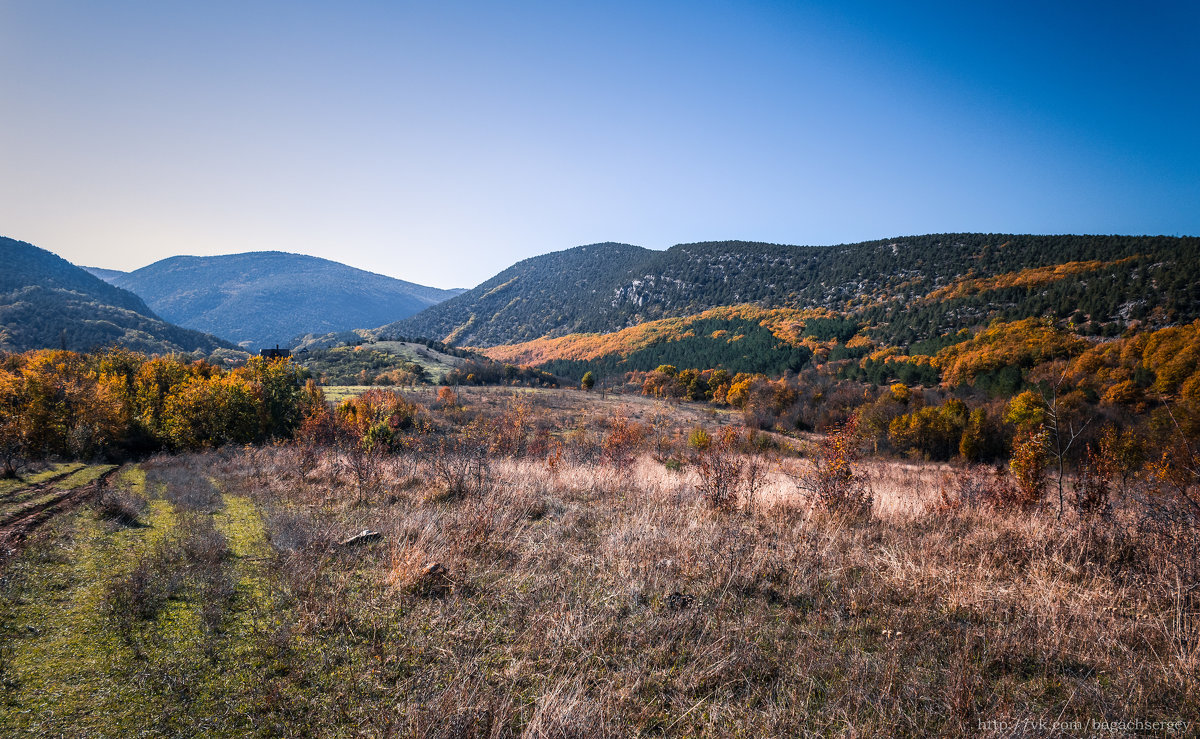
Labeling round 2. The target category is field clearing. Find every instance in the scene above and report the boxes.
[297,341,467,387]
[0,464,118,567]
[0,462,86,497]
[411,385,750,428]
[320,384,376,403]
[0,389,1195,736]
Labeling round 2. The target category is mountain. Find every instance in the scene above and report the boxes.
[109,252,464,351]
[0,237,235,354]
[380,242,659,346]
[386,234,1200,350]
[83,266,128,282]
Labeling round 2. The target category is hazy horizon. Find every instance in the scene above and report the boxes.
[3,1,1197,288]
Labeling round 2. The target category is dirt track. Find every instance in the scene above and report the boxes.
[0,466,118,563]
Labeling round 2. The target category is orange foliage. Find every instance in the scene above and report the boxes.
[934,319,1087,387]
[601,417,649,465]
[480,305,845,365]
[1007,429,1049,507]
[1065,320,1200,405]
[924,257,1136,303]
[336,389,427,451]
[798,416,872,516]
[0,349,307,461]
[435,386,460,409]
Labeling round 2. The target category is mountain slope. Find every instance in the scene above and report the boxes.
[83,266,128,282]
[110,252,464,351]
[380,242,660,345]
[0,237,234,354]
[387,234,1200,348]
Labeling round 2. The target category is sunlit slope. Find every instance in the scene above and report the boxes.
[390,234,1200,350]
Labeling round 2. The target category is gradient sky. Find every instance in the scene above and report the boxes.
[2,1,1197,289]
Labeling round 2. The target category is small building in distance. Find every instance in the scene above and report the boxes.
[260,345,291,360]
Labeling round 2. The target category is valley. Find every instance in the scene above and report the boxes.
[1,232,1197,736]
[6,2,1196,733]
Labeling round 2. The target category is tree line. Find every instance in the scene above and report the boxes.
[0,349,313,476]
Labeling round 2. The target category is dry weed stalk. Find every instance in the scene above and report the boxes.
[37,387,1200,736]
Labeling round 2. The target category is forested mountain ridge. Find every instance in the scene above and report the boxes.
[0,236,234,354]
[2,239,152,315]
[388,234,1200,349]
[110,251,465,351]
[379,242,659,346]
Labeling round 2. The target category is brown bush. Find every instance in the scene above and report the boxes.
[434,386,460,410]
[935,465,1007,511]
[601,417,648,466]
[1007,429,1049,508]
[426,433,492,500]
[795,416,872,517]
[693,426,766,511]
[1074,445,1115,519]
[1138,443,1200,659]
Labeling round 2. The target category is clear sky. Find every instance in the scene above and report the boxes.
[2,1,1197,289]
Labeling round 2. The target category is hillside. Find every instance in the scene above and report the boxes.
[82,266,128,282]
[110,252,464,351]
[388,234,1200,350]
[380,242,660,345]
[295,339,470,386]
[482,305,837,379]
[0,237,234,354]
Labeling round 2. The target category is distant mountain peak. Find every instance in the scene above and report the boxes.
[109,250,463,351]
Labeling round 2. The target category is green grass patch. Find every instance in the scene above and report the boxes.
[0,462,85,497]
[0,478,178,735]
[321,384,373,403]
[0,464,117,518]
[0,467,292,736]
[56,464,117,491]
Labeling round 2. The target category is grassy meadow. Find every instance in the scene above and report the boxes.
[0,387,1196,737]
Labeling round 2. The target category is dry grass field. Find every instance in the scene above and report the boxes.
[0,387,1195,737]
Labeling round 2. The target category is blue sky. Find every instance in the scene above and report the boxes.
[1,1,1196,288]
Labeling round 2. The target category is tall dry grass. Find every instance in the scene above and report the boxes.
[148,389,1198,735]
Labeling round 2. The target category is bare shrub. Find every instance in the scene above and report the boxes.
[794,416,872,518]
[935,465,1003,511]
[264,507,332,554]
[1074,445,1115,520]
[337,443,385,503]
[693,427,766,512]
[104,505,235,651]
[600,417,648,467]
[177,512,235,634]
[426,434,491,500]
[146,460,223,511]
[540,434,566,473]
[294,440,322,478]
[475,399,535,458]
[104,541,184,647]
[1138,443,1200,660]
